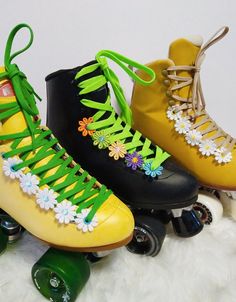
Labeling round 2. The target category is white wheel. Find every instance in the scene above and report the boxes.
[218,191,236,220]
[193,191,223,225]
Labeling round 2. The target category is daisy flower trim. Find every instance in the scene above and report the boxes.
[143,162,164,178]
[185,130,202,146]
[199,139,216,156]
[20,173,39,195]
[125,151,143,170]
[166,106,232,163]
[54,200,77,224]
[174,116,191,134]
[78,117,95,137]
[36,188,57,210]
[3,157,24,179]
[75,209,98,233]
[214,147,232,164]
[166,106,183,121]
[92,130,110,149]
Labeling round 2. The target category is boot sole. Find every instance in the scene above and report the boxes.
[38,232,134,252]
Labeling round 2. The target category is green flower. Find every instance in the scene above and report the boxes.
[92,131,110,149]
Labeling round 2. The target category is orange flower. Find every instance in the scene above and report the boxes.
[78,117,95,136]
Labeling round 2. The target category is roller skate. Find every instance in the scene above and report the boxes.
[46,50,203,257]
[131,26,236,226]
[0,24,134,302]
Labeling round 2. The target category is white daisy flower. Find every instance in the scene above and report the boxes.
[3,157,24,179]
[36,188,57,210]
[166,106,182,121]
[185,130,202,146]
[214,147,232,164]
[199,139,216,156]
[174,117,191,134]
[62,292,70,302]
[20,173,39,195]
[54,200,76,224]
[75,209,98,233]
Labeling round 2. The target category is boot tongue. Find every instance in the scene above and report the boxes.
[169,35,203,65]
[0,67,28,139]
[168,36,203,98]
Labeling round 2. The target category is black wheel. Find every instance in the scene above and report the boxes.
[32,248,90,302]
[126,215,166,257]
[0,227,8,255]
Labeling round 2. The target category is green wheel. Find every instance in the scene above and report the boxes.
[31,248,90,302]
[0,227,8,255]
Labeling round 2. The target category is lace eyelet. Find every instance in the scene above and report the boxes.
[189,115,196,123]
[166,90,172,97]
[162,69,168,77]
[163,79,170,87]
[168,100,175,106]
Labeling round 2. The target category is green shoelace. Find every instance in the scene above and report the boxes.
[76,50,170,171]
[0,24,110,222]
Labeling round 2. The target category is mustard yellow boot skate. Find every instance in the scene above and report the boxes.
[0,24,134,302]
[131,27,236,225]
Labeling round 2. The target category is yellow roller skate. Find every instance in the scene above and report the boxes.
[131,26,236,226]
[0,24,134,302]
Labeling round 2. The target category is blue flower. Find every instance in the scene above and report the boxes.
[143,162,163,178]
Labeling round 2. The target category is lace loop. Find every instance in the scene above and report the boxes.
[0,24,43,148]
[4,23,34,66]
[96,50,156,125]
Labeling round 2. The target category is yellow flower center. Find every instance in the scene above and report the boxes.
[132,157,138,163]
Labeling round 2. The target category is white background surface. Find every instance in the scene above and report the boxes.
[1,1,236,302]
[0,0,236,136]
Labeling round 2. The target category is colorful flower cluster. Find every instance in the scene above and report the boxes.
[166,106,232,164]
[2,156,97,232]
[78,116,164,178]
[78,117,95,137]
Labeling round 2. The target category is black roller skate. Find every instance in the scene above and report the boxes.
[46,51,203,256]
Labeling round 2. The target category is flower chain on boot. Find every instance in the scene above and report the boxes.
[165,27,235,164]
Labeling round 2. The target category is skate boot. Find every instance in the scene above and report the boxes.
[131,26,236,225]
[46,50,203,257]
[0,24,134,302]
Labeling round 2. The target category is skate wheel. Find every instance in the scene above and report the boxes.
[218,191,236,220]
[0,227,8,255]
[126,215,166,257]
[193,191,223,225]
[32,248,90,302]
